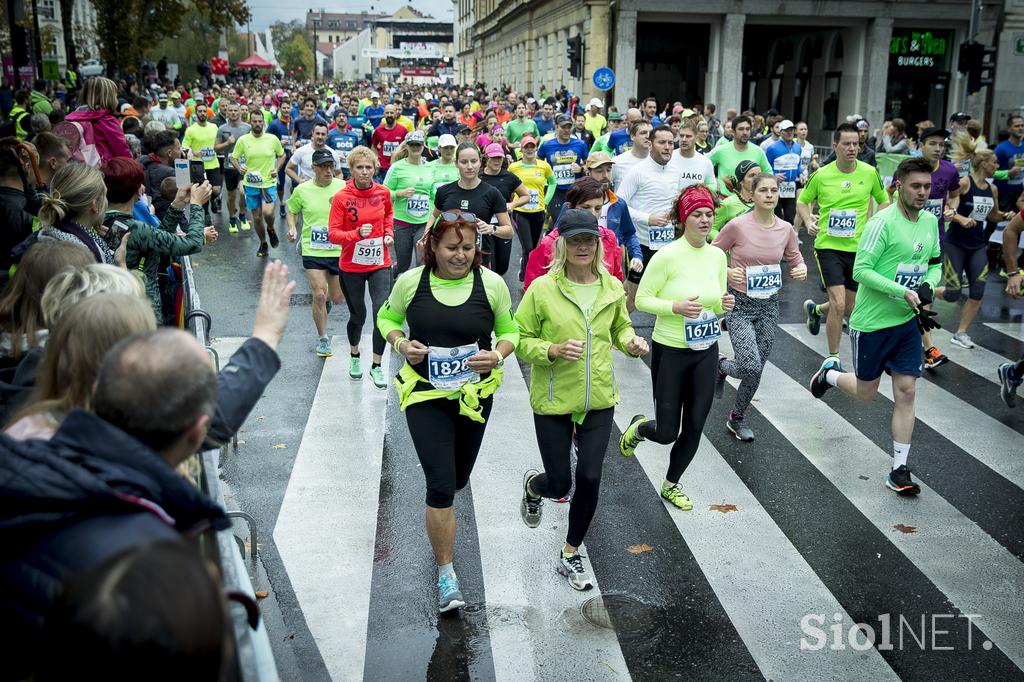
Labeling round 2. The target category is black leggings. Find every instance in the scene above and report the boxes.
[638,341,718,483]
[339,268,391,355]
[529,408,614,548]
[405,396,493,508]
[514,211,545,279]
[481,234,512,275]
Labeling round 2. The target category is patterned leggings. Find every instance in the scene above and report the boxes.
[721,290,779,419]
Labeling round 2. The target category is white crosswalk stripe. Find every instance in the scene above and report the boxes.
[984,322,1024,344]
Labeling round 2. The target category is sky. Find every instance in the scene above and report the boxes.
[244,0,453,32]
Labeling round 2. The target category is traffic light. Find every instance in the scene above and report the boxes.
[958,41,997,95]
[567,34,583,79]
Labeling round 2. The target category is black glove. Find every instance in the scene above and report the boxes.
[916,282,933,306]
[914,306,941,333]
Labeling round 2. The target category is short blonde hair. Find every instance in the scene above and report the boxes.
[41,263,147,328]
[82,76,119,113]
[547,234,607,279]
[346,145,377,169]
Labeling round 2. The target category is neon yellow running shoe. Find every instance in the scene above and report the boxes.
[661,481,693,510]
[618,414,647,457]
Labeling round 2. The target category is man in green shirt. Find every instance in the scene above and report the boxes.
[182,102,222,214]
[707,115,771,197]
[230,110,286,258]
[505,103,540,149]
[798,122,889,359]
[286,149,346,358]
[810,157,941,497]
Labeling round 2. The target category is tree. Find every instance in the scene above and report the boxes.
[149,6,246,74]
[90,0,250,77]
[58,0,77,67]
[269,19,303,62]
[277,33,312,80]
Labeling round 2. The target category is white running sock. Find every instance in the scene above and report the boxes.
[438,562,454,579]
[893,441,911,470]
[825,369,842,387]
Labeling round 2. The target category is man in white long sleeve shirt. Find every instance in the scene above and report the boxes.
[611,119,652,191]
[667,119,717,194]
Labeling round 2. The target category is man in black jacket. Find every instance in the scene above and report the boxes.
[142,128,180,219]
[0,142,40,284]
[0,261,294,679]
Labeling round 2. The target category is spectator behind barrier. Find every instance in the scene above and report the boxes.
[37,163,116,263]
[65,76,132,162]
[36,541,234,682]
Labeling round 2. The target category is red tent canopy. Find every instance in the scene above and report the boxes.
[237,54,274,69]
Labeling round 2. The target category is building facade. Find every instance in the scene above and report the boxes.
[332,8,454,84]
[306,11,388,48]
[456,0,1013,141]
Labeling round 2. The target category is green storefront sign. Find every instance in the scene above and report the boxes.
[890,29,950,69]
[42,60,59,81]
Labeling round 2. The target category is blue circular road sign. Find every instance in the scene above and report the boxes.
[592,67,615,91]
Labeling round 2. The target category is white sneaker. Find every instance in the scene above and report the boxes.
[950,332,975,349]
[557,551,594,591]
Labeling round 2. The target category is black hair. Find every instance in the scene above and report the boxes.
[894,157,935,183]
[833,122,859,143]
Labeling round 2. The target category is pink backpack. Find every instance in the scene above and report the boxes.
[52,120,102,167]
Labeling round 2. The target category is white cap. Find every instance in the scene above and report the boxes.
[438,133,457,148]
[370,90,380,99]
[526,97,536,104]
[779,119,795,129]
[588,97,603,109]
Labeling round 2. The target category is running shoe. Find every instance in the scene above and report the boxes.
[256,242,269,258]
[557,551,594,591]
[267,227,280,249]
[349,356,362,381]
[315,336,332,358]
[809,356,842,399]
[618,414,647,457]
[438,573,465,612]
[326,300,333,315]
[949,332,975,349]
[923,346,949,369]
[714,354,727,399]
[370,365,386,390]
[660,481,693,510]
[520,469,542,528]
[998,363,1021,408]
[726,412,754,442]
[885,465,921,496]
[804,299,822,336]
[279,203,286,219]
[228,218,238,234]
[239,215,250,231]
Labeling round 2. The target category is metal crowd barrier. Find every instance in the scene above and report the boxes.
[181,255,278,682]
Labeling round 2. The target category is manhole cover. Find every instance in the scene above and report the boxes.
[581,593,666,639]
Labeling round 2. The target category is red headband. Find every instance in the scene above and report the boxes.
[676,185,715,223]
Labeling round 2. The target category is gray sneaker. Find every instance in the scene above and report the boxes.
[726,412,754,442]
[315,336,332,358]
[950,332,975,349]
[557,551,594,591]
[520,469,542,528]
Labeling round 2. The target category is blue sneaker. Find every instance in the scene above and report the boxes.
[804,299,822,336]
[809,356,843,399]
[315,336,332,358]
[438,573,465,612]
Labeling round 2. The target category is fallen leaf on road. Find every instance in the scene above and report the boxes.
[709,504,739,513]
[255,416,266,421]
[255,590,269,599]
[894,524,916,534]
[626,544,653,554]
[236,439,246,445]
[858,475,870,480]
[272,443,287,449]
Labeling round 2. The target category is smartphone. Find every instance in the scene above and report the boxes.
[110,219,130,243]
[189,159,206,184]
[174,157,190,189]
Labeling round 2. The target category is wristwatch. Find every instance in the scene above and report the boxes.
[1008,270,1021,278]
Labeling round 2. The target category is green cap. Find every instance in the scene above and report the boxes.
[609,112,623,121]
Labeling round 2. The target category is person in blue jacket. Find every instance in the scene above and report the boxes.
[764,119,804,224]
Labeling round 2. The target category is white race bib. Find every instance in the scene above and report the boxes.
[969,195,994,222]
[406,194,429,219]
[553,163,575,185]
[428,343,480,390]
[524,189,540,210]
[924,198,944,221]
[745,263,782,299]
[774,153,800,172]
[779,181,796,198]
[648,225,675,250]
[308,225,333,251]
[200,146,215,162]
[826,209,857,238]
[245,171,264,185]
[683,310,721,351]
[894,261,926,290]
[383,140,399,157]
[352,237,384,266]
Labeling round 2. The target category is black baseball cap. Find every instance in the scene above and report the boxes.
[312,149,336,165]
[558,209,601,239]
[919,126,949,142]
[555,113,573,127]
[949,111,970,123]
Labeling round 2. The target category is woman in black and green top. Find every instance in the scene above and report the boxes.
[384,130,435,275]
[377,214,518,614]
[711,160,760,239]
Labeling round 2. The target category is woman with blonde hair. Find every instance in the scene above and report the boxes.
[65,76,131,162]
[37,163,116,263]
[515,207,648,590]
[41,263,145,329]
[6,293,157,441]
[384,131,434,275]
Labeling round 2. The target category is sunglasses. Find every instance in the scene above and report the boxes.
[439,211,477,222]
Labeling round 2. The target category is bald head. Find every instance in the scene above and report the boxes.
[94,329,216,461]
[625,108,642,123]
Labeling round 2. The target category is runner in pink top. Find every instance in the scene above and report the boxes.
[711,173,807,442]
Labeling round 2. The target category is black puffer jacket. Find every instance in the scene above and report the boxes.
[0,409,229,680]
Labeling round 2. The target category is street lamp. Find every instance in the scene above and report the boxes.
[309,9,320,81]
